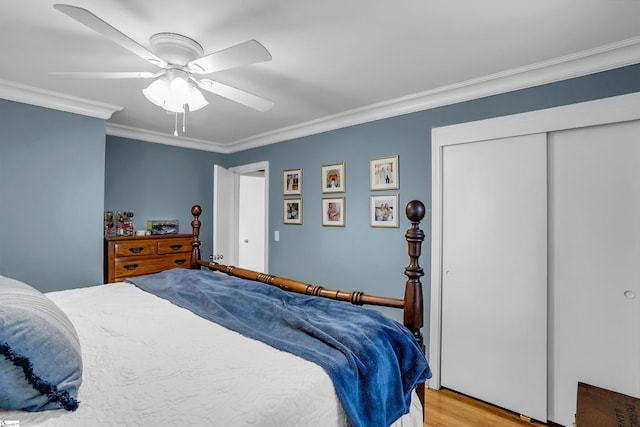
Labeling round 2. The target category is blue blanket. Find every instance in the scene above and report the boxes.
[127,269,431,427]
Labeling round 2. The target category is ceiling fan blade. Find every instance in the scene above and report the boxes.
[188,40,271,74]
[196,79,274,112]
[54,4,167,68]
[50,71,160,79]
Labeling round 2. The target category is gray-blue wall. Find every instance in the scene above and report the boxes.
[2,65,640,336]
[104,137,226,260]
[0,99,106,291]
[227,64,640,330]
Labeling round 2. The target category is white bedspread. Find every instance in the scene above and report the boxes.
[0,283,422,426]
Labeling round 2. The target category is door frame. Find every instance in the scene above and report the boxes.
[429,91,640,389]
[229,161,269,272]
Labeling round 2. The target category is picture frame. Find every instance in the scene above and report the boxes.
[283,168,302,195]
[321,162,345,193]
[322,197,345,227]
[370,194,399,228]
[283,198,302,225]
[370,155,399,190]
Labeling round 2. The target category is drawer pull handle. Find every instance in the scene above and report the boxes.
[128,247,144,254]
[174,259,186,265]
[123,264,139,270]
[170,244,183,250]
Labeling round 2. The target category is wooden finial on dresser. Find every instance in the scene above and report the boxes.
[190,205,202,268]
[404,200,426,348]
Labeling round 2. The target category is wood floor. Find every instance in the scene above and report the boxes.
[424,388,558,427]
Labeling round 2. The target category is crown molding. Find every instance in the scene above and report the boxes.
[2,36,639,153]
[106,122,230,153]
[0,78,122,119]
[226,35,640,153]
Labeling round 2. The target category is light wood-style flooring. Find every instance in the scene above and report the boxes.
[424,388,559,427]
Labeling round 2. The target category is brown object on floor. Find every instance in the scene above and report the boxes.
[576,382,640,427]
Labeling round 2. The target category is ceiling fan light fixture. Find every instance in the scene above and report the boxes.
[188,85,208,112]
[163,99,186,114]
[142,78,170,107]
[168,69,191,105]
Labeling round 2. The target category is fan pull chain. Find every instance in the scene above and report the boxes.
[174,111,178,136]
[183,107,186,133]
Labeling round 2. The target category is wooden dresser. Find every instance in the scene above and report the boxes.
[104,234,194,283]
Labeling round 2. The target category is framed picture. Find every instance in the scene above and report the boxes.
[283,198,302,224]
[322,197,345,227]
[370,155,399,190]
[321,162,345,193]
[283,168,302,195]
[370,194,399,228]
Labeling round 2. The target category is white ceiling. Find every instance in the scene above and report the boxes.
[1,1,640,153]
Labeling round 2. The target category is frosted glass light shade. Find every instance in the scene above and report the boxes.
[142,79,170,107]
[188,86,208,111]
[169,75,191,105]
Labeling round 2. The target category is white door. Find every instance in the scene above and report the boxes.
[213,164,236,265]
[548,120,640,426]
[440,134,548,421]
[238,173,265,272]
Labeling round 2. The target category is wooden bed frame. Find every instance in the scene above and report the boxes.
[185,200,427,405]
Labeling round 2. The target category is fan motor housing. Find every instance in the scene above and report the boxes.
[150,33,204,65]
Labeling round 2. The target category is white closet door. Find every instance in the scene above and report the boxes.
[441,134,548,421]
[548,120,640,426]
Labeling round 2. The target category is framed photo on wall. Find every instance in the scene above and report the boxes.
[370,155,399,190]
[283,168,302,195]
[283,198,302,224]
[322,197,345,227]
[321,162,345,193]
[370,194,399,228]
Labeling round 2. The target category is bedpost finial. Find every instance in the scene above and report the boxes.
[405,200,425,223]
[191,205,202,217]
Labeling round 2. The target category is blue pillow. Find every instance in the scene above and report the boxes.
[0,276,82,411]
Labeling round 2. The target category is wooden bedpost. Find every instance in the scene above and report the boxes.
[190,205,202,269]
[404,200,425,347]
[404,200,426,408]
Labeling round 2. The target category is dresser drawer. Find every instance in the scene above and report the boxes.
[105,234,194,283]
[157,238,191,255]
[113,254,190,280]
[114,241,157,257]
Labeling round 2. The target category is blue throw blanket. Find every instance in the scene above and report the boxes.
[128,269,431,427]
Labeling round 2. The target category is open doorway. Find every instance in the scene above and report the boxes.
[213,161,269,272]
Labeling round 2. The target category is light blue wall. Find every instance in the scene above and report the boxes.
[2,64,639,336]
[228,64,640,332]
[104,137,227,261]
[0,99,106,292]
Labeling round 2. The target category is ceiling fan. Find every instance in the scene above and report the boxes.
[52,4,274,134]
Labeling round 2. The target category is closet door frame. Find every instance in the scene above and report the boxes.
[429,91,640,389]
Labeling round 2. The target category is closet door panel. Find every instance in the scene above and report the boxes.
[548,120,640,426]
[440,134,548,421]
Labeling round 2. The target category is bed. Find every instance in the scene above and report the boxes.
[0,201,431,427]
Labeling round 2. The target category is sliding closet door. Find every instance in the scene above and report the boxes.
[548,120,640,426]
[440,134,548,421]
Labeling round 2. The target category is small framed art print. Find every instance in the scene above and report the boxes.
[321,162,345,193]
[322,197,345,227]
[370,155,399,190]
[283,198,302,224]
[283,168,302,195]
[370,194,399,228]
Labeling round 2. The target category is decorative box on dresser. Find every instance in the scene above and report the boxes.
[104,234,194,283]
